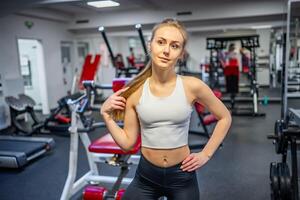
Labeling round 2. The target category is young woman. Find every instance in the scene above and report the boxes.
[100,18,232,200]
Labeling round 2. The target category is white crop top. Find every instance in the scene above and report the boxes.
[136,75,193,149]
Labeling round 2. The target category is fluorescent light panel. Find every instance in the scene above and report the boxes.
[251,25,272,29]
[87,1,120,8]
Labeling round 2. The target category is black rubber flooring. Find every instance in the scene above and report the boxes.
[0,94,298,200]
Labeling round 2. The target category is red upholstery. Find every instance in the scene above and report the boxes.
[115,54,125,69]
[204,64,210,72]
[134,62,145,69]
[212,90,222,99]
[193,89,221,127]
[55,114,71,124]
[194,89,222,115]
[79,54,101,90]
[89,134,141,154]
[127,55,135,66]
[194,102,205,114]
[112,78,132,92]
[83,186,107,200]
[115,189,126,200]
[203,114,218,125]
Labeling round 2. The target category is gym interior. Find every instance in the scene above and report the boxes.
[0,0,299,199]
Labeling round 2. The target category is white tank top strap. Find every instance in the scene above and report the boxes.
[139,79,149,105]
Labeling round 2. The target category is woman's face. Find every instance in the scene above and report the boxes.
[150,26,185,70]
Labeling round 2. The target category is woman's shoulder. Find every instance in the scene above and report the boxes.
[180,75,216,100]
[180,75,206,91]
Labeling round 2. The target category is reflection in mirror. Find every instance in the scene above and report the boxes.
[288,0,300,96]
[284,0,300,121]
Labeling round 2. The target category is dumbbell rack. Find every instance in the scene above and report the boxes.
[268,109,300,200]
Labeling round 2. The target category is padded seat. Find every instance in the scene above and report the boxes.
[212,90,222,99]
[203,114,218,125]
[193,89,221,127]
[89,134,141,154]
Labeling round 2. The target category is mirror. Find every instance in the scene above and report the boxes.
[284,0,300,119]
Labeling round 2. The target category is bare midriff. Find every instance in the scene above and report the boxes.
[141,145,190,168]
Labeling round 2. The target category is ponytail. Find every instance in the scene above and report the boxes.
[111,61,152,121]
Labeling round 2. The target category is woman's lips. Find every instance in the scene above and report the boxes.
[158,57,170,62]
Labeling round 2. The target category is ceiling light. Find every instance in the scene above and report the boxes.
[251,25,272,29]
[98,26,104,31]
[135,24,141,29]
[87,1,120,8]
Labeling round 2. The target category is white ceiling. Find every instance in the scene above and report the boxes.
[0,0,290,35]
[1,0,286,17]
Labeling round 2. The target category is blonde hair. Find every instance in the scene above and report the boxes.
[112,18,188,121]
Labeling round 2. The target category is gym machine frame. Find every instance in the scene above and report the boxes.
[98,27,140,78]
[268,1,300,199]
[60,81,140,200]
[135,24,149,63]
[206,35,265,117]
[268,117,300,200]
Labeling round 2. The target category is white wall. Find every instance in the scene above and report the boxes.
[0,14,74,110]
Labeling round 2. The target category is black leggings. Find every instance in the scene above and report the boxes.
[122,155,200,200]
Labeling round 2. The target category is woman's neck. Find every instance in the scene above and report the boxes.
[150,65,177,85]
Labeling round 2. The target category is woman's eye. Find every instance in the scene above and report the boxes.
[171,44,180,49]
[157,40,164,45]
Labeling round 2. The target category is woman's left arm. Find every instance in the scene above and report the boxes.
[181,77,232,172]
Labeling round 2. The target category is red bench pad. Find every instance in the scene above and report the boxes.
[203,114,218,125]
[89,133,141,154]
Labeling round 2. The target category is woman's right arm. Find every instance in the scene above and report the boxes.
[100,88,140,151]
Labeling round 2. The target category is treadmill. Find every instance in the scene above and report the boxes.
[0,135,55,168]
[0,95,55,168]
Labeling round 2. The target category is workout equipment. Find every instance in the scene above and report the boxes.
[112,77,132,92]
[270,162,280,200]
[6,92,77,136]
[5,95,43,136]
[78,54,101,90]
[43,92,83,134]
[282,0,300,122]
[42,54,103,134]
[135,24,149,63]
[206,36,265,117]
[60,81,140,200]
[71,54,102,94]
[1,94,55,168]
[286,8,300,98]
[189,90,222,149]
[269,162,292,200]
[45,54,113,134]
[268,2,300,197]
[0,135,55,168]
[268,109,300,200]
[98,27,142,78]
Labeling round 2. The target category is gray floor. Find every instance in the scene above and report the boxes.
[0,99,295,200]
